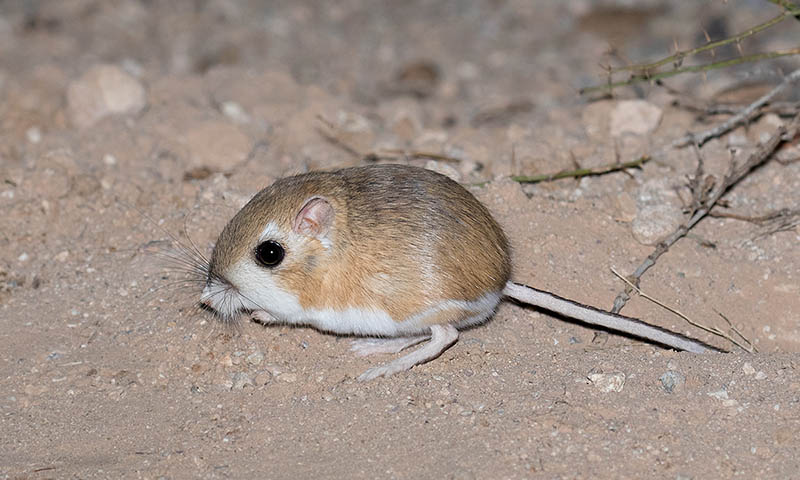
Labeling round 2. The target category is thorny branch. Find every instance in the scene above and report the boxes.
[710,207,800,239]
[580,2,800,95]
[672,68,800,147]
[766,0,800,19]
[510,157,650,183]
[658,79,800,118]
[610,113,800,315]
[675,99,800,118]
[709,207,799,224]
[581,49,800,95]
[605,10,798,74]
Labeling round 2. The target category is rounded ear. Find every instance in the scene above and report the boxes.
[293,197,334,239]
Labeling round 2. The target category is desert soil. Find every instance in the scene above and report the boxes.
[1,1,799,479]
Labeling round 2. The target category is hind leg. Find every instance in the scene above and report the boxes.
[350,335,429,356]
[357,325,458,381]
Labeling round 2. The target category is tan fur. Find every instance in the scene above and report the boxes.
[209,164,512,324]
[418,307,475,327]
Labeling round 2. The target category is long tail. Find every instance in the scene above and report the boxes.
[503,282,721,354]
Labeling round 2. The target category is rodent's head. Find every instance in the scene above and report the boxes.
[200,182,337,323]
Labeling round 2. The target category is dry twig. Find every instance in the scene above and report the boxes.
[767,0,800,19]
[603,10,796,75]
[364,149,463,164]
[658,79,800,118]
[510,156,650,183]
[672,68,800,147]
[714,309,758,352]
[611,268,753,352]
[752,209,800,238]
[709,207,798,224]
[580,3,800,95]
[582,48,800,95]
[675,99,800,118]
[610,114,800,314]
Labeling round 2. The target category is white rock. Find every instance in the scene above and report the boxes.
[707,389,729,400]
[610,100,663,137]
[221,101,250,124]
[26,127,42,143]
[632,204,684,245]
[587,372,626,392]
[631,178,684,245]
[67,64,146,128]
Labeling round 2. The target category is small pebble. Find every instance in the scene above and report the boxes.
[254,371,273,386]
[632,205,684,245]
[742,362,756,375]
[707,389,729,400]
[26,126,42,143]
[221,101,250,124]
[587,372,626,393]
[632,179,684,245]
[66,64,147,128]
[277,372,297,383]
[246,351,265,365]
[659,371,685,393]
[219,353,233,367]
[231,351,244,365]
[231,372,253,389]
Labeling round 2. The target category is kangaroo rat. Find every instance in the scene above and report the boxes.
[200,164,715,381]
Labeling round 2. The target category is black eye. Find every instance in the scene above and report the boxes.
[254,240,285,267]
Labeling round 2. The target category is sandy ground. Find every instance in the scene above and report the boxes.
[2,1,800,478]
